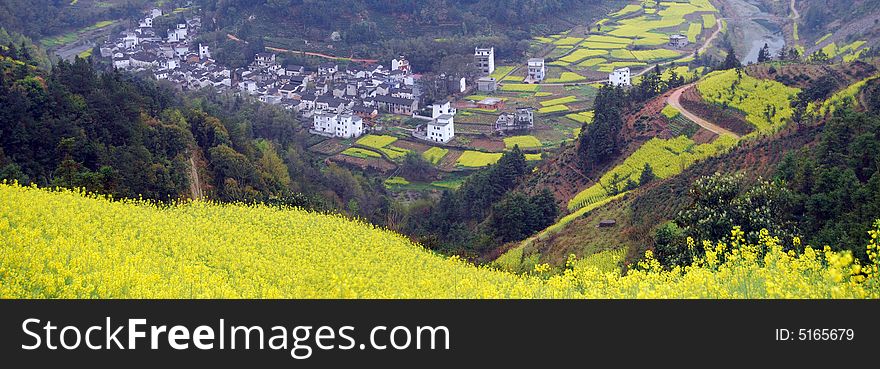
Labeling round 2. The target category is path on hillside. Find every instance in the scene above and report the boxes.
[226,34,379,63]
[667,83,741,138]
[189,153,204,200]
[698,19,725,55]
[266,47,380,63]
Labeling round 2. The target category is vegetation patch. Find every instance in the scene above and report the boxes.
[422,147,449,164]
[503,136,542,149]
[456,151,503,167]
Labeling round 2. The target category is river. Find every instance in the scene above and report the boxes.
[723,0,787,65]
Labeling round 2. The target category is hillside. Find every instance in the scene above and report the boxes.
[498,58,880,272]
[1,183,878,298]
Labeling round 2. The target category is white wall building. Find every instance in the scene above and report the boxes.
[609,67,631,87]
[426,114,455,143]
[527,58,545,83]
[430,101,457,118]
[475,47,495,75]
[312,112,365,139]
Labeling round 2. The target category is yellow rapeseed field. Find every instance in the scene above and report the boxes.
[1,184,878,299]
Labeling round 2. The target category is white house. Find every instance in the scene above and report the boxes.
[526,58,545,83]
[199,44,211,59]
[609,67,631,87]
[430,101,457,118]
[669,34,689,48]
[391,55,411,73]
[426,114,455,143]
[475,47,495,75]
[312,112,364,139]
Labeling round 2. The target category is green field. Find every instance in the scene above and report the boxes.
[568,134,737,211]
[537,105,570,114]
[503,136,543,149]
[540,96,578,107]
[342,147,382,159]
[565,111,595,124]
[457,151,503,167]
[500,84,541,92]
[422,147,449,164]
[698,69,800,133]
[356,135,398,149]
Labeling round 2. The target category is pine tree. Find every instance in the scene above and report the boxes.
[722,47,742,70]
[757,43,771,63]
[639,163,656,185]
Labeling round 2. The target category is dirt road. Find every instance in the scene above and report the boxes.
[667,83,741,138]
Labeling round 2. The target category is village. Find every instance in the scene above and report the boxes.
[98,5,705,190]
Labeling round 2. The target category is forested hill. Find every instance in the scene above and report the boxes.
[0,49,393,224]
[194,0,624,70]
[0,0,150,39]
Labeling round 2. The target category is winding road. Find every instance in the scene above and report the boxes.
[666,83,740,138]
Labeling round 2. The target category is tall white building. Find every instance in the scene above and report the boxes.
[430,101,457,118]
[527,58,545,83]
[609,67,631,87]
[475,47,495,75]
[312,112,365,139]
[427,114,455,143]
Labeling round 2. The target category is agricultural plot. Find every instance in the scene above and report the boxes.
[537,105,570,114]
[422,147,449,164]
[687,23,702,43]
[540,96,579,106]
[545,72,587,83]
[661,104,681,119]
[457,151,503,168]
[531,1,718,75]
[697,69,800,133]
[559,49,608,63]
[356,135,397,149]
[490,66,515,80]
[342,147,382,159]
[503,136,543,149]
[567,135,737,211]
[500,84,541,92]
[565,111,594,124]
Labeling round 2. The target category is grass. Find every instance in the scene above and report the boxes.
[457,151,503,167]
[503,136,542,149]
[422,147,449,164]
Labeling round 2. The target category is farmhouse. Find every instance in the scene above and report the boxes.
[495,107,535,132]
[312,112,365,139]
[477,77,497,92]
[609,67,631,87]
[669,34,689,48]
[474,47,495,75]
[426,114,455,143]
[526,58,546,83]
[254,53,277,67]
[475,97,505,110]
[374,95,418,115]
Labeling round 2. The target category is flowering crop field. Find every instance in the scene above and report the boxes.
[342,147,381,159]
[456,151,503,167]
[422,147,449,164]
[568,135,737,211]
[2,184,878,298]
[697,69,800,133]
[356,135,397,149]
[503,136,543,149]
